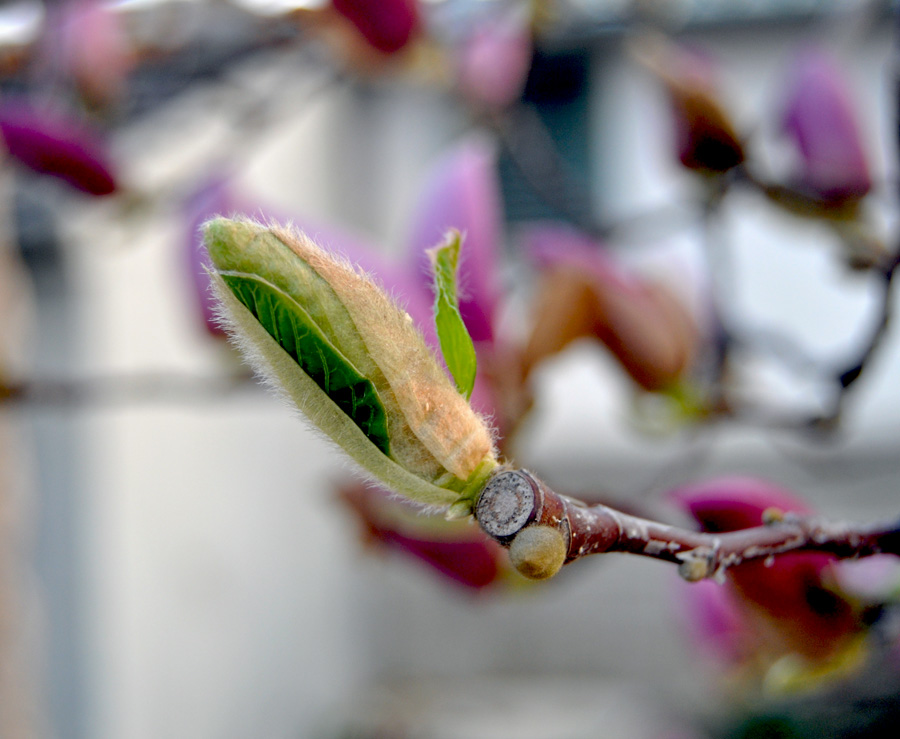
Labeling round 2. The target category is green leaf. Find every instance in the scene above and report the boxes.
[428,231,477,400]
[220,271,392,455]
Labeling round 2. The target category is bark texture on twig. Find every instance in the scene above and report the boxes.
[475,468,900,581]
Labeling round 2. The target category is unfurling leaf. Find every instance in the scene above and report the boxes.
[204,218,496,510]
[220,271,391,454]
[428,231,477,400]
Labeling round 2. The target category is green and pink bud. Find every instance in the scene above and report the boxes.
[204,218,497,510]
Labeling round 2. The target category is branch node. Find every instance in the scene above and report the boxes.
[676,549,715,582]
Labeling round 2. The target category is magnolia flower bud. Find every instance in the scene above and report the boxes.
[670,478,862,664]
[204,218,497,509]
[633,35,744,174]
[332,0,419,55]
[781,48,872,205]
[0,101,117,195]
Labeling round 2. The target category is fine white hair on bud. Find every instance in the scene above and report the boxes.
[203,217,497,509]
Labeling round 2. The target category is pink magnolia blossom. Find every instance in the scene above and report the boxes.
[522,223,698,392]
[781,48,872,204]
[636,37,744,174]
[670,477,863,664]
[52,0,134,107]
[340,482,503,590]
[675,577,750,666]
[0,101,117,195]
[454,7,533,109]
[331,0,420,55]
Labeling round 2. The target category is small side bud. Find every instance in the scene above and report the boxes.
[509,525,566,580]
[678,551,713,582]
[762,507,785,525]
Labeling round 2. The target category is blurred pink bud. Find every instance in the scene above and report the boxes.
[675,577,750,665]
[670,477,861,662]
[380,530,501,590]
[54,0,134,107]
[340,482,501,590]
[407,137,503,343]
[0,102,117,195]
[670,476,815,533]
[455,8,532,109]
[332,0,420,55]
[523,224,697,391]
[634,36,744,173]
[781,48,872,204]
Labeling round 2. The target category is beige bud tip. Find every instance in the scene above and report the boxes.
[509,525,566,580]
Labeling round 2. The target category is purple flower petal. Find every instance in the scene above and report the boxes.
[340,482,501,590]
[0,101,117,195]
[524,222,637,294]
[407,137,503,343]
[669,477,861,662]
[674,577,748,665]
[668,476,814,533]
[782,48,872,203]
[381,529,500,590]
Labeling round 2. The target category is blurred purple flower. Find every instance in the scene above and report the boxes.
[332,0,420,55]
[340,482,502,590]
[454,7,533,109]
[670,477,863,665]
[0,101,117,195]
[675,577,749,666]
[407,136,503,344]
[635,36,744,174]
[781,48,872,204]
[521,223,698,392]
[52,0,134,107]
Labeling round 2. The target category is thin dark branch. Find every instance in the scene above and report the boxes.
[475,468,900,581]
[834,257,899,391]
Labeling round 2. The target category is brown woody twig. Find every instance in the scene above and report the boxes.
[474,468,900,581]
